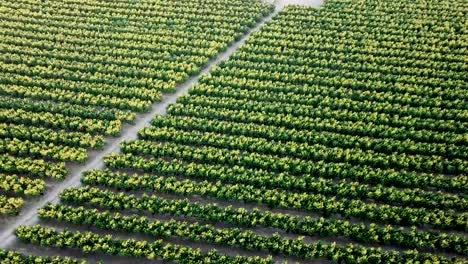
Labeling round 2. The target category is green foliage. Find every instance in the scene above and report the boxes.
[0,194,23,215]
[0,173,45,196]
[59,187,468,256]
[0,0,272,216]
[15,225,273,264]
[38,204,467,262]
[8,0,468,263]
[0,249,86,264]
[83,169,468,231]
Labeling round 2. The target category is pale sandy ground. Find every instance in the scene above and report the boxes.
[266,0,324,8]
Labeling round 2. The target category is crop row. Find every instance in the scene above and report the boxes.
[0,138,87,163]
[222,57,467,89]
[8,0,467,263]
[273,9,466,42]
[200,75,468,111]
[0,154,66,179]
[0,96,135,123]
[0,123,104,149]
[0,195,23,215]
[246,39,465,68]
[0,4,245,38]
[0,108,122,136]
[83,168,468,231]
[0,83,152,112]
[179,94,467,134]
[127,134,466,209]
[167,104,467,146]
[38,204,467,261]
[108,147,466,194]
[232,44,466,79]
[59,187,468,255]
[16,225,273,264]
[117,130,468,210]
[0,42,200,79]
[209,66,467,100]
[148,116,468,160]
[231,47,466,73]
[0,173,45,196]
[0,0,272,216]
[292,2,466,22]
[303,0,465,12]
[252,28,466,59]
[0,249,86,264]
[0,34,206,77]
[122,133,468,197]
[0,60,178,95]
[5,0,268,28]
[121,138,467,178]
[189,83,468,122]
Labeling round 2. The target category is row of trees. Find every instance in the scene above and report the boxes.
[82,168,468,231]
[1,50,189,84]
[210,65,467,100]
[0,0,274,217]
[1,19,226,52]
[149,115,468,159]
[139,126,468,171]
[317,0,465,22]
[0,108,122,136]
[190,83,468,122]
[0,82,151,112]
[271,10,464,37]
[0,138,87,163]
[0,26,234,64]
[0,123,104,149]
[267,9,466,51]
[0,40,201,78]
[0,154,67,179]
[0,194,23,215]
[4,0,270,29]
[179,93,467,134]
[223,56,466,85]
[0,249,86,264]
[59,186,468,255]
[253,27,465,59]
[237,36,466,72]
[122,136,467,175]
[15,225,273,264]
[0,33,201,87]
[243,39,464,70]
[235,49,464,81]
[200,74,468,110]
[0,173,45,196]
[38,204,467,260]
[0,96,135,123]
[114,132,468,210]
[107,148,464,194]
[168,104,466,146]
[0,60,172,98]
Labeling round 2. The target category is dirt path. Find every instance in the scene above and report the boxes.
[268,0,324,8]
